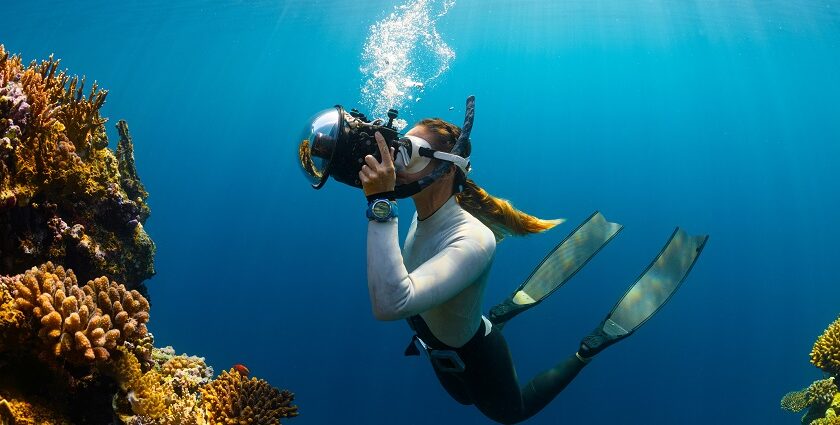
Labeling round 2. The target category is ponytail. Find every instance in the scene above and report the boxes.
[416,118,563,242]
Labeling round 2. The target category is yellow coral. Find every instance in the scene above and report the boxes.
[0,396,72,425]
[812,316,840,376]
[810,378,840,407]
[201,368,299,425]
[3,262,149,364]
[113,346,167,418]
[812,408,840,425]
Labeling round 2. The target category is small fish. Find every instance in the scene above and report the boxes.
[232,364,250,376]
[448,106,454,110]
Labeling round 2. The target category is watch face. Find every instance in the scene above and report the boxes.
[372,200,392,218]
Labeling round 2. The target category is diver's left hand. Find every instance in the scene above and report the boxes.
[360,132,396,196]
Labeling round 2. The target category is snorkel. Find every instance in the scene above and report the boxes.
[298,96,475,199]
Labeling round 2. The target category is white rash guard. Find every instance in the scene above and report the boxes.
[366,196,497,348]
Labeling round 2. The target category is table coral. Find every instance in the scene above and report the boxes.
[3,262,149,364]
[200,368,299,425]
[781,388,810,412]
[0,45,154,294]
[812,316,840,376]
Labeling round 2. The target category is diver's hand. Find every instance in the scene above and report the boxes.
[360,132,396,197]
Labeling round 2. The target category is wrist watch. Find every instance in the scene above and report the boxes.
[366,199,398,222]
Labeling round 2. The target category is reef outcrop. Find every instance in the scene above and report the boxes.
[782,316,840,424]
[0,45,299,424]
[0,44,154,295]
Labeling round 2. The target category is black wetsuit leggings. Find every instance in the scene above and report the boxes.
[414,317,586,425]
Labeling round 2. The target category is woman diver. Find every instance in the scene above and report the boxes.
[299,97,707,424]
[361,119,609,424]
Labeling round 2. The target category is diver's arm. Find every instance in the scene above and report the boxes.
[366,220,494,321]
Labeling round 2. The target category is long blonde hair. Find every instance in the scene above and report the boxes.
[415,118,563,241]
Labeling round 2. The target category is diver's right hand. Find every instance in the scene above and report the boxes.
[360,132,396,197]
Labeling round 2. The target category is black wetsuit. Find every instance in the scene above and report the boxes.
[408,315,586,424]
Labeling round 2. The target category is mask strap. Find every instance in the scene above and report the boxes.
[394,95,475,199]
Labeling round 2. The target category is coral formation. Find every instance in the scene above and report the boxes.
[810,378,839,407]
[2,262,149,364]
[201,368,299,425]
[813,317,840,376]
[783,315,840,424]
[782,388,810,413]
[0,46,299,425]
[0,396,72,425]
[0,44,154,293]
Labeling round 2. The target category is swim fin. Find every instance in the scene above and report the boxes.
[489,212,623,327]
[578,227,709,359]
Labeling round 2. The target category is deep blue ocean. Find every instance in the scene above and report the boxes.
[3,1,840,423]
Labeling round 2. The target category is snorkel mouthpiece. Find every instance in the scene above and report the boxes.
[297,96,475,199]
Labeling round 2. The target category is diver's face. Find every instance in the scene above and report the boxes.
[396,125,440,185]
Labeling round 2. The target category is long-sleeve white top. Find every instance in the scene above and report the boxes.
[366,196,496,348]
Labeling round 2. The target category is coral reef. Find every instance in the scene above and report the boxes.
[783,315,840,424]
[0,46,299,425]
[0,44,154,294]
[813,317,840,376]
[2,262,149,364]
[201,368,299,425]
[0,396,72,425]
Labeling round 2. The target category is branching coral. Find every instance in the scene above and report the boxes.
[0,44,154,292]
[2,262,149,364]
[112,346,167,418]
[812,316,840,376]
[810,378,840,407]
[200,368,299,425]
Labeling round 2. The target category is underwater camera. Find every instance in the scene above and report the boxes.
[298,96,475,198]
[298,106,402,190]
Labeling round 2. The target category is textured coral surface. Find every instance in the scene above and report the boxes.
[2,262,150,364]
[0,44,154,294]
[201,368,300,425]
[782,315,840,424]
[0,46,298,425]
[813,317,840,376]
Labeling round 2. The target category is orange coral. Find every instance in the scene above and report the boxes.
[2,262,149,364]
[812,316,840,376]
[201,368,299,425]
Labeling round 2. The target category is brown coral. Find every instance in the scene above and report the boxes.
[2,262,149,364]
[812,316,840,376]
[201,368,299,425]
[0,44,154,293]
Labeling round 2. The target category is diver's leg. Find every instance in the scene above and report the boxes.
[432,366,473,405]
[456,324,587,424]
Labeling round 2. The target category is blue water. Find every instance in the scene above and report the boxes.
[4,1,840,423]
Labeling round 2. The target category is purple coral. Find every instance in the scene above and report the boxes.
[0,79,30,144]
